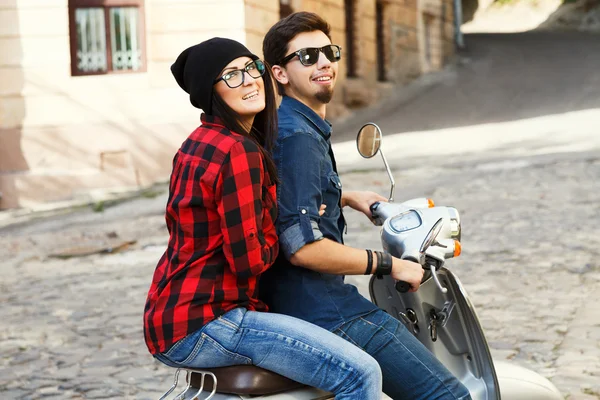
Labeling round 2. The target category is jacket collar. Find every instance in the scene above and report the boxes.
[200,113,226,127]
[280,96,332,140]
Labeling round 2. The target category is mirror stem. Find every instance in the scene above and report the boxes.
[379,148,395,202]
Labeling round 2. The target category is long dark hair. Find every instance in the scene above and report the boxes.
[211,62,279,184]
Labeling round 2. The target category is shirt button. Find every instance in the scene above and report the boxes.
[301,209,307,214]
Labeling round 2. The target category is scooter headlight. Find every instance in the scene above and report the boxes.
[450,219,461,240]
[447,207,461,241]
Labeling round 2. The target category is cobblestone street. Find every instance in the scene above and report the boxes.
[1,142,599,399]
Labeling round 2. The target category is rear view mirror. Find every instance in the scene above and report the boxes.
[356,123,382,158]
[420,218,444,254]
[356,122,395,201]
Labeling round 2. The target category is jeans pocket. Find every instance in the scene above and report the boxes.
[162,329,204,364]
[182,333,252,369]
[163,332,252,369]
[332,326,362,349]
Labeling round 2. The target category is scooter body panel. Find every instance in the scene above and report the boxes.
[370,269,501,400]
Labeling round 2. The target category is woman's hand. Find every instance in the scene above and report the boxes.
[319,204,327,216]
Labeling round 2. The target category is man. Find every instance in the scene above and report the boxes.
[260,11,471,400]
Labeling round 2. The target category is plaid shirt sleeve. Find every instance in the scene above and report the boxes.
[216,139,278,279]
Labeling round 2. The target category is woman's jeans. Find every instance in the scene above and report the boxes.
[154,308,382,400]
[333,309,472,400]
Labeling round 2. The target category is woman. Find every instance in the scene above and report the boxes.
[143,38,382,399]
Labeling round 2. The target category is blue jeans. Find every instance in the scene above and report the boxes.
[154,308,382,400]
[333,309,472,400]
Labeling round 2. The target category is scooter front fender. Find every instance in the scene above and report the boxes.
[494,361,562,400]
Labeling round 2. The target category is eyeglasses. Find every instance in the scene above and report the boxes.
[214,59,266,89]
[280,45,342,66]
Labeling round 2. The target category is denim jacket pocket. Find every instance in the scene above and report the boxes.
[327,172,343,207]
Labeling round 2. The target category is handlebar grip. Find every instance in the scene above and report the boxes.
[396,256,419,293]
[370,202,381,215]
[395,281,411,293]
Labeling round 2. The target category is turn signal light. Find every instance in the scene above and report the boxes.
[454,240,462,257]
[427,198,435,208]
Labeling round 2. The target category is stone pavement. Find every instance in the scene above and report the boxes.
[0,135,599,399]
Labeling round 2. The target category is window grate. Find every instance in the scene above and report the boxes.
[69,1,146,76]
[75,8,107,73]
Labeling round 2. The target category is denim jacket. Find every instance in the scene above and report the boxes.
[275,97,346,258]
[259,96,376,331]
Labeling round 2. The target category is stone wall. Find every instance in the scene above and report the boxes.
[244,0,279,56]
[284,0,456,120]
[419,0,456,72]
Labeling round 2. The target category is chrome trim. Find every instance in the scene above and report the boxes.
[159,368,182,400]
[189,371,217,400]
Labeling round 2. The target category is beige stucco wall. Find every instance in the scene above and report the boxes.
[0,0,250,209]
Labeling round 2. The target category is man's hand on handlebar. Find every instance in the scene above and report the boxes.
[341,191,388,223]
[391,258,424,293]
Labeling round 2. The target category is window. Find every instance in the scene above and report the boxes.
[376,0,387,81]
[424,13,433,70]
[344,0,357,78]
[279,0,294,19]
[68,0,146,76]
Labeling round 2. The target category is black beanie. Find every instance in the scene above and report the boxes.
[171,37,259,114]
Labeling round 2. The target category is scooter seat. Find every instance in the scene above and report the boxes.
[188,365,305,395]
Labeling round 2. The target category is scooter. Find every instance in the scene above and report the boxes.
[158,123,564,400]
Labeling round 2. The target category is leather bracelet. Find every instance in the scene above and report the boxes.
[374,251,383,279]
[364,249,373,275]
[376,251,393,279]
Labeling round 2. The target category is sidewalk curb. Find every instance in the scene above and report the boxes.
[0,182,168,231]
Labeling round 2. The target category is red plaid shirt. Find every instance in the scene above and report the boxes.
[144,114,278,354]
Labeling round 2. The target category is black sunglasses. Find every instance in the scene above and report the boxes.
[280,45,342,66]
[214,59,266,89]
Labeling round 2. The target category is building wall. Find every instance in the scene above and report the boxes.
[244,0,279,56]
[419,0,456,73]
[0,0,248,209]
[284,0,455,119]
[0,0,456,210]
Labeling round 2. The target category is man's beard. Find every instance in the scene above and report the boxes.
[315,87,334,104]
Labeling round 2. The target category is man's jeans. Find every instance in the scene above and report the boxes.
[154,308,382,400]
[333,309,472,400]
